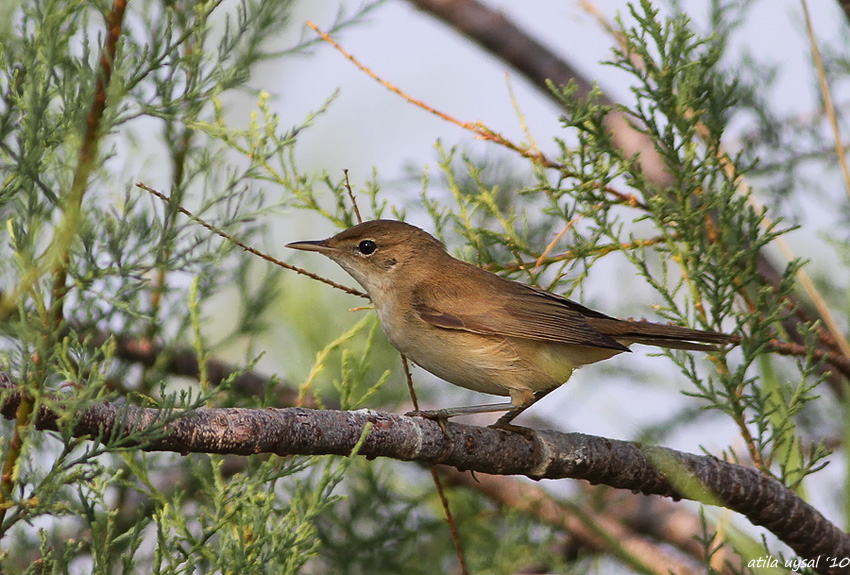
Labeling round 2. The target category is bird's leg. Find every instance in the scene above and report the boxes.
[490,387,557,430]
[406,402,515,420]
[407,386,558,428]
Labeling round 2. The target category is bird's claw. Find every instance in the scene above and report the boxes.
[489,420,537,439]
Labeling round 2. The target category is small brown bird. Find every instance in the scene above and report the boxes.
[287,220,734,426]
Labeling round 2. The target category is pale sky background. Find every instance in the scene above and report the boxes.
[268,0,843,177]
[213,0,848,519]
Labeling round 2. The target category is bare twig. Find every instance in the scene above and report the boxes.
[399,356,420,413]
[50,0,128,326]
[136,182,368,299]
[802,0,850,205]
[401,355,468,575]
[342,169,363,224]
[767,338,850,378]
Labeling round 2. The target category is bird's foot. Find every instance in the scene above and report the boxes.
[488,420,537,440]
[405,409,454,437]
[405,408,455,421]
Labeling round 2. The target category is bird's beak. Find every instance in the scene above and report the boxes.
[285,239,336,254]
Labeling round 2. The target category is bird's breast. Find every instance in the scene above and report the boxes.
[373,298,583,397]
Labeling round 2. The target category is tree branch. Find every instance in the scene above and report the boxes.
[441,467,706,575]
[73,330,322,408]
[107,334,303,403]
[1,378,846,574]
[590,484,740,569]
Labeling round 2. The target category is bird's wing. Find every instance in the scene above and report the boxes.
[412,275,630,352]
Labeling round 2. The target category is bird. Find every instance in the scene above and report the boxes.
[287,219,735,426]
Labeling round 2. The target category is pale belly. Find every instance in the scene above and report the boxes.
[406,331,562,397]
[380,315,619,399]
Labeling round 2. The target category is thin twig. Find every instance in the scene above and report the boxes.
[768,339,850,377]
[50,0,128,327]
[400,355,420,411]
[405,0,673,183]
[429,468,468,575]
[504,72,543,159]
[801,0,850,204]
[342,169,363,224]
[136,183,368,299]
[489,237,665,273]
[401,355,468,575]
[534,217,580,270]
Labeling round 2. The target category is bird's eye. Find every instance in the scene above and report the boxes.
[357,239,377,255]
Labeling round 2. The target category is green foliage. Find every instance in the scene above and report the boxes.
[415,0,841,568]
[0,0,388,572]
[149,454,356,574]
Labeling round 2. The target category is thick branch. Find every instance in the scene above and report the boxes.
[79,331,322,408]
[108,334,293,401]
[0,384,846,574]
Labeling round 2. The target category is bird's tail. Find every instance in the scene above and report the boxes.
[587,317,737,351]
